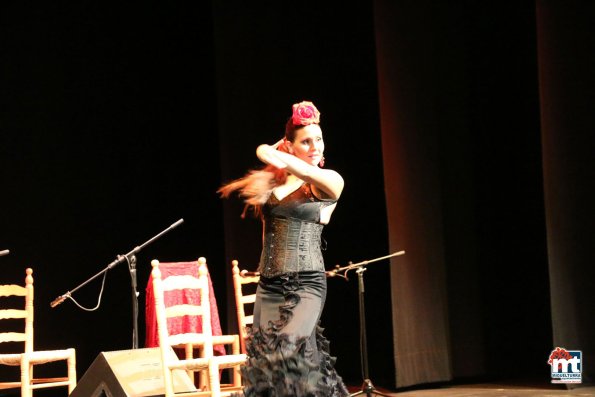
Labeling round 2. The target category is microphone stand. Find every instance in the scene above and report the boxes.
[327,250,405,397]
[128,254,139,349]
[50,218,184,349]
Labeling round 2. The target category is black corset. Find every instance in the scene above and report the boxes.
[258,216,325,277]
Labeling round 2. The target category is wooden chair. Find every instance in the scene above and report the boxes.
[231,260,260,355]
[152,258,246,397]
[147,260,243,391]
[0,268,77,397]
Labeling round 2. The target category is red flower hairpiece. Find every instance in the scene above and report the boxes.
[291,101,320,126]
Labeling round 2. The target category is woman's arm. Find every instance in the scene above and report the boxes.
[256,143,344,200]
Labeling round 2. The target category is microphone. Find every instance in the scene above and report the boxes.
[325,265,348,280]
[0,249,9,257]
[326,264,342,277]
[50,293,69,308]
[240,270,260,278]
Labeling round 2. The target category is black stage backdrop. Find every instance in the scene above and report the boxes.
[1,1,593,395]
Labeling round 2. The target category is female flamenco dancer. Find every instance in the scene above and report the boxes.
[219,100,349,396]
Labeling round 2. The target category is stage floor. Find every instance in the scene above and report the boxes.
[347,381,595,396]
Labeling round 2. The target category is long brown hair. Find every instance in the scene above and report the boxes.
[217,123,297,217]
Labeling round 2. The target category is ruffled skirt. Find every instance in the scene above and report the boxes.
[239,271,349,397]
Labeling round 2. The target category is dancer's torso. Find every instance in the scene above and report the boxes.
[258,183,337,277]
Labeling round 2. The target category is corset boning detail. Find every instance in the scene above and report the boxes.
[258,217,325,278]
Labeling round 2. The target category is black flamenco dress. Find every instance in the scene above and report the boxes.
[239,183,349,397]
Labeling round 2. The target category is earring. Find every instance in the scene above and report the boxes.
[319,156,325,167]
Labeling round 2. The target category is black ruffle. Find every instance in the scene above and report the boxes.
[237,273,349,397]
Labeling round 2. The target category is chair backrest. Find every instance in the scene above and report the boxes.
[0,268,34,353]
[231,260,259,354]
[1,268,77,397]
[152,257,215,358]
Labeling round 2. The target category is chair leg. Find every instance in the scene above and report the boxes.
[208,359,221,397]
[21,360,31,397]
[163,367,175,397]
[198,346,207,390]
[68,349,77,393]
[232,338,242,387]
[184,344,195,386]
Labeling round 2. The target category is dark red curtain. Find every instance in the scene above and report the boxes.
[375,0,593,388]
[536,0,595,385]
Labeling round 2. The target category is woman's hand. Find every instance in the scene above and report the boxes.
[271,139,285,150]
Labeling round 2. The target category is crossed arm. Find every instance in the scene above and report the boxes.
[256,141,344,200]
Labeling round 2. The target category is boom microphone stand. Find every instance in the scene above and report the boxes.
[327,251,405,397]
[50,218,184,349]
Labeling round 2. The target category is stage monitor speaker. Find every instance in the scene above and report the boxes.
[70,347,196,397]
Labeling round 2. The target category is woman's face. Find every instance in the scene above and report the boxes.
[287,124,325,166]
